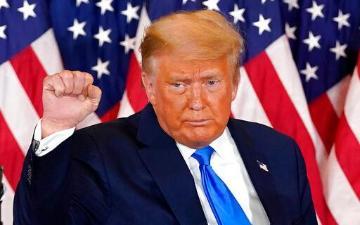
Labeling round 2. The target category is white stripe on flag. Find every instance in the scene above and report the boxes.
[134,6,151,63]
[2,177,14,225]
[77,112,101,129]
[31,29,64,75]
[0,62,39,154]
[324,149,360,225]
[232,67,271,127]
[326,75,350,117]
[118,91,135,118]
[344,68,360,141]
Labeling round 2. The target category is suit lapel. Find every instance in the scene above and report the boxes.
[136,104,207,225]
[228,119,287,225]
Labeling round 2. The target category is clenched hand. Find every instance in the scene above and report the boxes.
[41,70,101,138]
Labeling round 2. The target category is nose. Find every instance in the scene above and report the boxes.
[189,83,205,111]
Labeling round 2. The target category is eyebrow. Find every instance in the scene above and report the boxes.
[171,69,221,81]
[200,73,220,79]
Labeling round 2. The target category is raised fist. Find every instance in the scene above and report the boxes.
[41,70,101,138]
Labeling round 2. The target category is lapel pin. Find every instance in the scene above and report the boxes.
[257,160,269,172]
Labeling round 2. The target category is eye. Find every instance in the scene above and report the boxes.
[206,79,220,88]
[207,80,218,86]
[169,82,186,93]
[172,82,184,88]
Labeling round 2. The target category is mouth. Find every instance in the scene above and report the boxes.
[184,119,211,127]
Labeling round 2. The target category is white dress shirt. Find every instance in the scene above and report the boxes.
[176,128,270,225]
[34,122,270,225]
[33,120,75,156]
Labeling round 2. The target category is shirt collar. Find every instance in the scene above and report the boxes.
[176,127,237,162]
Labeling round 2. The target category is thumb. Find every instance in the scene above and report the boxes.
[87,85,102,110]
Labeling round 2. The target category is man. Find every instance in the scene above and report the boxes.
[14,10,317,225]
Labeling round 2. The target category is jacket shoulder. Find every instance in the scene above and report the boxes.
[229,119,300,162]
[232,119,294,144]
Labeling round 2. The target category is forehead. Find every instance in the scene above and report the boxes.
[154,53,230,76]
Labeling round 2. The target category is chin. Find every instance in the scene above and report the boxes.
[182,129,220,148]
[181,140,211,149]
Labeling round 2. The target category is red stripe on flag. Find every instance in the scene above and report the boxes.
[10,46,47,117]
[309,94,339,153]
[244,52,337,225]
[0,112,25,190]
[334,115,360,198]
[126,54,148,112]
[100,102,120,122]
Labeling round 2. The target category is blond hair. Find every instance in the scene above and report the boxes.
[140,10,244,75]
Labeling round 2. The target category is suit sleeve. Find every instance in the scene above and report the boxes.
[292,139,318,225]
[13,130,110,225]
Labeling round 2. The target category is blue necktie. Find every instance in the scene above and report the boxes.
[192,146,251,225]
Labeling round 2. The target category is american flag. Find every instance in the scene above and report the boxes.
[0,0,359,224]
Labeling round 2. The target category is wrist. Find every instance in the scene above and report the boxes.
[41,117,76,139]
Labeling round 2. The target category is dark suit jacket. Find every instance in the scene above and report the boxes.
[14,104,317,225]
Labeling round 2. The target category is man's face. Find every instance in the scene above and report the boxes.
[143,53,239,149]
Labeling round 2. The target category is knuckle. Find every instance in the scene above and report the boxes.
[78,73,86,84]
[61,70,74,80]
[74,71,89,85]
[73,70,81,78]
[55,82,65,91]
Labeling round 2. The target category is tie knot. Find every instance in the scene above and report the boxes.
[192,146,214,166]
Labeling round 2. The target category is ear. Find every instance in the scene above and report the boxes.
[141,72,157,105]
[231,69,240,101]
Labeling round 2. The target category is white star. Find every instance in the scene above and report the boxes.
[301,63,318,82]
[283,0,299,11]
[330,41,347,60]
[94,26,111,47]
[202,0,220,11]
[253,14,272,35]
[229,4,245,23]
[333,10,350,30]
[120,34,136,54]
[18,0,36,21]
[121,2,140,23]
[285,23,296,40]
[96,0,114,15]
[92,58,110,79]
[306,1,324,21]
[76,0,89,7]
[0,0,9,10]
[0,25,6,39]
[68,19,86,40]
[303,31,321,51]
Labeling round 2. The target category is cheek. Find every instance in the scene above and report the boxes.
[207,90,233,120]
[208,87,233,106]
[160,88,188,109]
[156,90,187,124]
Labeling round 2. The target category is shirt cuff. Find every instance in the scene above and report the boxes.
[33,120,75,157]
